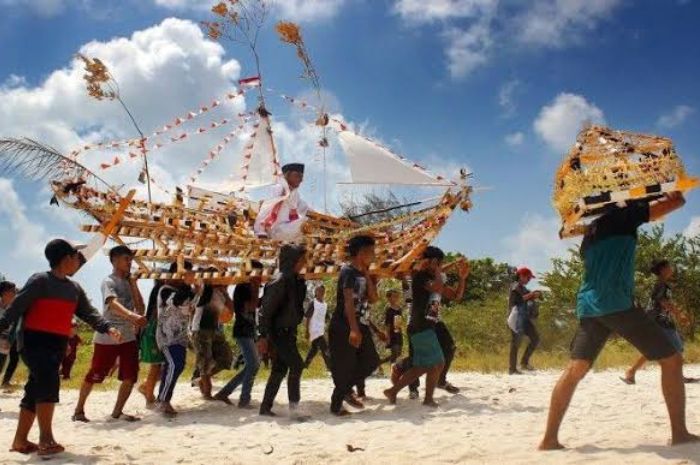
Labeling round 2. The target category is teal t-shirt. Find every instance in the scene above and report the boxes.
[576,204,650,319]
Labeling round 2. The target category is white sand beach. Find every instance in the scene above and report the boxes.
[1,365,699,465]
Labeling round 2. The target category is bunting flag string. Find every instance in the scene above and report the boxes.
[96,112,256,172]
[69,87,252,160]
[188,116,256,184]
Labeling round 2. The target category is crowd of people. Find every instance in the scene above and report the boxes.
[0,191,698,457]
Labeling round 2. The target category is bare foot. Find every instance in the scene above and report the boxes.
[422,399,439,408]
[9,440,39,454]
[160,403,178,418]
[670,433,700,446]
[383,388,397,405]
[538,439,565,450]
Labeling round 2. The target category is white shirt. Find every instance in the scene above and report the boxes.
[254,178,309,241]
[308,298,327,341]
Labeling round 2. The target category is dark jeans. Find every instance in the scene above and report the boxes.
[1,340,20,385]
[509,319,539,372]
[304,336,331,370]
[399,321,456,391]
[329,322,379,413]
[218,337,260,404]
[260,329,303,413]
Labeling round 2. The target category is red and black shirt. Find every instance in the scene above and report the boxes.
[0,272,111,351]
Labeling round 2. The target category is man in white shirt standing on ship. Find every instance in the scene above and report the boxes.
[254,163,309,243]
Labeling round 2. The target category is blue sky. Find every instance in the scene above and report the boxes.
[1,0,699,299]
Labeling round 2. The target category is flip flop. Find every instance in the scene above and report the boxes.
[9,442,39,454]
[38,442,65,457]
[619,376,636,385]
[71,412,90,422]
[112,413,141,422]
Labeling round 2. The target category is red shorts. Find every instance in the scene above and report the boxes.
[85,341,139,383]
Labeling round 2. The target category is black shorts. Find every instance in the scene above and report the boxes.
[20,345,63,412]
[570,308,677,363]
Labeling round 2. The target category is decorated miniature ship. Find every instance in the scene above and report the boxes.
[0,3,473,283]
[554,125,699,238]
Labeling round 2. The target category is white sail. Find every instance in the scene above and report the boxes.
[337,130,452,186]
[231,117,278,189]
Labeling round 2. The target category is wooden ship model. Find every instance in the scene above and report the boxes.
[0,3,473,283]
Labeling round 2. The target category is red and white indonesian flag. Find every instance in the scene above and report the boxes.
[238,76,261,89]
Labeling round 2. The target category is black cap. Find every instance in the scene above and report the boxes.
[109,245,134,261]
[0,281,16,294]
[281,163,304,174]
[45,239,81,269]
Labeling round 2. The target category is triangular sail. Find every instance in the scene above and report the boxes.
[231,117,278,190]
[337,130,452,186]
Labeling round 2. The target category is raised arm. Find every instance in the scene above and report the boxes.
[425,260,470,301]
[650,192,686,222]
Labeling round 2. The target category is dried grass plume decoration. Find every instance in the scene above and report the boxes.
[77,54,117,101]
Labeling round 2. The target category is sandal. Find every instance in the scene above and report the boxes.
[38,442,65,457]
[9,442,39,454]
[619,376,636,385]
[112,413,141,422]
[71,412,90,423]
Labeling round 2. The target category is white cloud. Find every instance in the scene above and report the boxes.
[685,216,700,238]
[657,105,695,128]
[2,74,28,89]
[0,178,47,261]
[394,0,622,79]
[502,213,577,274]
[394,0,496,79]
[0,0,65,17]
[534,92,605,153]
[393,0,497,24]
[505,131,524,147]
[153,0,349,22]
[516,0,622,47]
[443,21,492,79]
[498,79,519,116]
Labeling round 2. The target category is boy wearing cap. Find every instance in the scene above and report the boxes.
[0,239,121,457]
[539,193,699,450]
[508,267,541,375]
[254,163,310,242]
[73,245,146,423]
